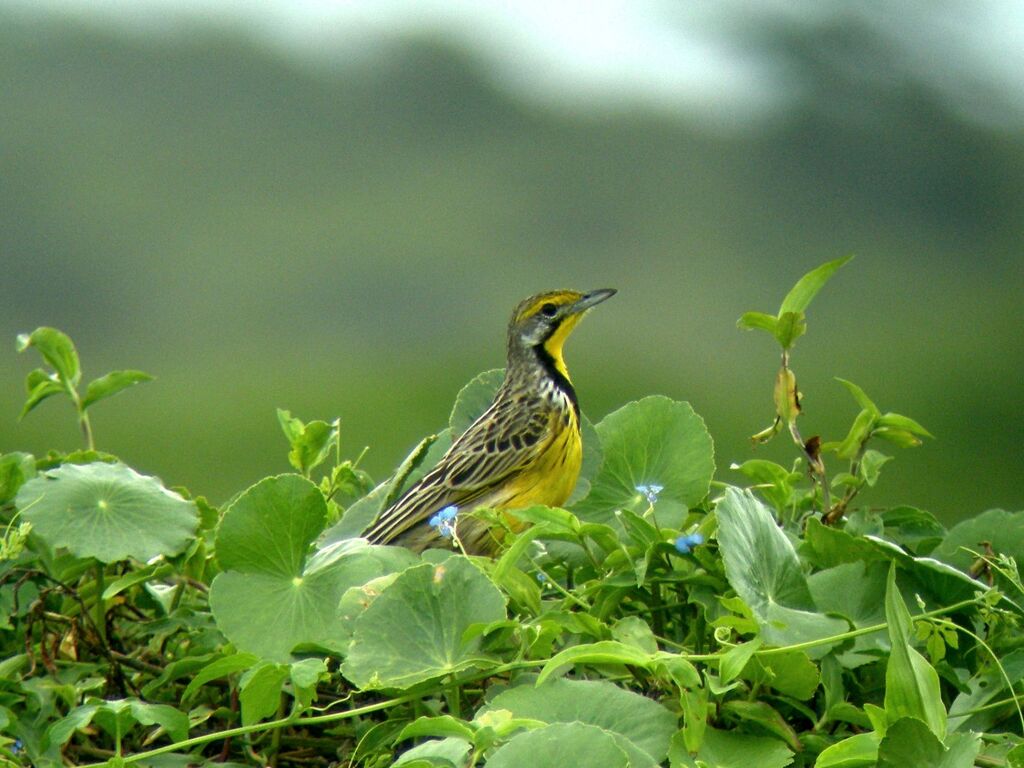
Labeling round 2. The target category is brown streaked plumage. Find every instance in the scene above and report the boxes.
[363,288,616,555]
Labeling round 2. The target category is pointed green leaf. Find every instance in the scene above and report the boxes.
[877,717,945,768]
[17,327,81,386]
[717,488,846,649]
[737,311,778,334]
[125,700,189,743]
[883,563,947,738]
[82,369,153,409]
[393,736,472,767]
[239,663,290,725]
[773,310,807,349]
[876,413,933,439]
[814,732,881,768]
[16,462,198,562]
[20,369,66,418]
[778,254,853,315]
[835,378,881,417]
[536,640,655,685]
[720,700,801,752]
[719,637,763,684]
[397,716,476,744]
[182,653,260,702]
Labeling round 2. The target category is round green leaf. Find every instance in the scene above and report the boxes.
[573,396,714,525]
[210,475,418,660]
[342,555,506,690]
[216,474,325,577]
[487,722,630,768]
[449,368,505,436]
[931,508,1024,572]
[480,678,676,764]
[16,462,198,563]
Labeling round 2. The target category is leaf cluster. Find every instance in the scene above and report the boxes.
[1,263,1023,768]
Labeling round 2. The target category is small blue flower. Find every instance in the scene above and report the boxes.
[536,571,550,583]
[636,483,665,504]
[12,739,23,754]
[429,505,459,538]
[674,533,704,555]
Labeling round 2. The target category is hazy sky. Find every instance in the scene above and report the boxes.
[5,0,1024,129]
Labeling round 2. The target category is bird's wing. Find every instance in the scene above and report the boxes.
[363,393,554,544]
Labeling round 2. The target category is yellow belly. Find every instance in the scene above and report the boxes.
[490,413,582,531]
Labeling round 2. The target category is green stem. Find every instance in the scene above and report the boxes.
[70,388,95,450]
[269,694,285,768]
[76,694,418,767]
[681,596,982,663]
[94,563,107,644]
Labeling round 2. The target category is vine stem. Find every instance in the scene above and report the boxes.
[76,660,545,768]
[76,598,983,767]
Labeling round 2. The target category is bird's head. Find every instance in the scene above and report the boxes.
[507,288,616,380]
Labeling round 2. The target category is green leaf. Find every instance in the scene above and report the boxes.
[238,663,289,726]
[82,369,153,409]
[487,723,629,768]
[0,451,35,504]
[20,369,66,418]
[730,459,802,513]
[835,378,881,417]
[931,508,1024,573]
[17,327,81,386]
[574,397,714,527]
[101,562,174,600]
[720,700,802,752]
[45,703,101,749]
[744,650,820,700]
[290,658,329,710]
[216,474,327,577]
[182,653,260,702]
[883,563,947,739]
[859,449,892,487]
[877,717,945,768]
[773,310,807,349]
[398,716,476,744]
[814,732,881,768]
[949,650,1024,733]
[481,678,676,765]
[536,640,655,685]
[342,556,506,690]
[394,736,472,767]
[719,637,763,684]
[123,700,189,743]
[688,725,794,768]
[778,254,853,315]
[16,462,198,562]
[736,311,778,334]
[210,475,418,660]
[832,408,878,460]
[276,410,338,476]
[717,488,846,650]
[449,368,505,436]
[876,413,933,439]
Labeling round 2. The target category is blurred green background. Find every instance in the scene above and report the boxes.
[2,2,1021,523]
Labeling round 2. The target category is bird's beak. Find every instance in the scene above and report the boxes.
[569,288,617,315]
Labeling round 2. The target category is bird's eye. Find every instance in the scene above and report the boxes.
[540,303,558,317]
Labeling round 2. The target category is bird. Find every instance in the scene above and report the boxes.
[362,288,616,555]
